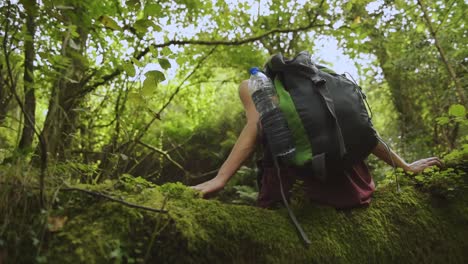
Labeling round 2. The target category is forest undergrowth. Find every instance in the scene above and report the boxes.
[0,146,466,263]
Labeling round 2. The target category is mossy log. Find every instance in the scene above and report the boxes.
[40,181,468,264]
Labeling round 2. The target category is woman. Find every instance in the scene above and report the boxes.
[192,80,442,208]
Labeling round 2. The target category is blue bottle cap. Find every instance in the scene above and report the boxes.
[249,67,260,75]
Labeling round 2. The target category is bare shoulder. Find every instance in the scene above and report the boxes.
[238,79,259,120]
[238,80,249,93]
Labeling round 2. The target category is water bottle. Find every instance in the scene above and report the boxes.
[248,67,296,159]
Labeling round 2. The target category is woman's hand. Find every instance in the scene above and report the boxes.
[372,141,443,174]
[405,157,443,174]
[191,177,227,197]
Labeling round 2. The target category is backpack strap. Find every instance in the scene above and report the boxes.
[313,79,347,158]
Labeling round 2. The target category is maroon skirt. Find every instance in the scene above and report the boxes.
[257,161,375,209]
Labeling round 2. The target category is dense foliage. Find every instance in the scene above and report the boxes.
[0,0,466,262]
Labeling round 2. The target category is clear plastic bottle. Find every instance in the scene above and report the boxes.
[248,67,295,159]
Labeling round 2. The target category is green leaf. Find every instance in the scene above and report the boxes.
[353,16,361,24]
[68,39,80,50]
[126,0,141,9]
[131,57,144,67]
[141,83,153,97]
[123,61,136,77]
[128,92,143,106]
[149,46,158,57]
[152,23,162,32]
[98,15,121,31]
[145,70,165,83]
[135,18,161,33]
[448,104,466,117]
[68,25,79,38]
[142,70,165,96]
[110,248,122,258]
[20,0,37,11]
[415,175,424,182]
[158,58,171,70]
[176,56,185,66]
[416,24,425,33]
[394,0,406,8]
[144,3,162,17]
[344,2,353,11]
[161,47,171,56]
[436,116,450,125]
[134,19,152,34]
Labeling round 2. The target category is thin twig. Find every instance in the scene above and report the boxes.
[133,46,217,144]
[0,181,169,214]
[136,140,191,177]
[157,45,218,117]
[434,0,457,33]
[127,149,156,175]
[193,169,219,179]
[61,186,168,214]
[166,134,194,153]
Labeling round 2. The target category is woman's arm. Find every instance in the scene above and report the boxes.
[192,80,259,196]
[372,140,442,174]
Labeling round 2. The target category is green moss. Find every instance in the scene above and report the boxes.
[153,183,468,263]
[3,174,468,263]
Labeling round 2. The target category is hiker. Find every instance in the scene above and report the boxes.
[193,80,442,208]
[192,59,442,209]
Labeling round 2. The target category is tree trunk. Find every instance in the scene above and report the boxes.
[38,7,89,160]
[18,0,37,150]
[44,182,468,264]
[0,4,15,125]
[0,71,11,124]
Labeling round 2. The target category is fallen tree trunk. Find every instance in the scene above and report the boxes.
[38,180,467,264]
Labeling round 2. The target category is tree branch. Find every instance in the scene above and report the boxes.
[82,22,326,94]
[152,23,326,47]
[417,0,466,105]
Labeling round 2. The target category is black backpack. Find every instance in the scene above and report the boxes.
[263,51,378,181]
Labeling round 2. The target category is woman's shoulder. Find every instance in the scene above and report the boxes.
[239,79,249,91]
